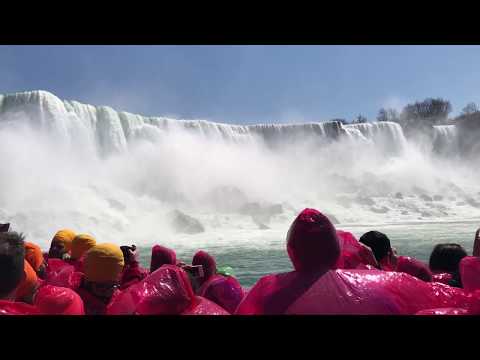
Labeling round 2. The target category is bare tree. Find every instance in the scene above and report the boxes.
[377,108,399,122]
[377,108,388,122]
[400,98,452,123]
[353,114,368,124]
[461,102,479,116]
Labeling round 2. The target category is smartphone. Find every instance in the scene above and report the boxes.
[0,223,10,233]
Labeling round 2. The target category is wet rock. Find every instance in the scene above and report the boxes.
[241,202,283,224]
[420,194,433,202]
[257,223,270,230]
[412,186,428,195]
[240,202,262,215]
[169,210,205,234]
[447,182,465,195]
[370,206,389,214]
[107,198,126,211]
[466,198,480,208]
[206,186,249,212]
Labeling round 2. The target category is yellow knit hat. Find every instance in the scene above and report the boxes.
[84,243,125,283]
[51,229,76,252]
[71,234,97,260]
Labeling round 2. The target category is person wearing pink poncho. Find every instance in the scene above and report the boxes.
[150,245,177,273]
[429,243,467,287]
[119,245,148,290]
[34,285,85,315]
[106,264,229,315]
[235,208,476,315]
[335,230,378,270]
[459,256,480,293]
[192,250,244,313]
[359,230,432,281]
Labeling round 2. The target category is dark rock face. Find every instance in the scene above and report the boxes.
[466,198,480,208]
[395,192,403,199]
[205,186,249,212]
[170,210,205,234]
[240,202,284,225]
[256,222,270,230]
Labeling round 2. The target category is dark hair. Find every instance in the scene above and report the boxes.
[0,232,25,298]
[359,231,392,262]
[429,243,467,274]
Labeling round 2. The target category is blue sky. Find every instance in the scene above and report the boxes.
[0,45,479,124]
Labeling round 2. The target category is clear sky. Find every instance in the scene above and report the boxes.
[0,45,479,124]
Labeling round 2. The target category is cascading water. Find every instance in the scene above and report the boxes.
[0,90,479,253]
[432,125,459,156]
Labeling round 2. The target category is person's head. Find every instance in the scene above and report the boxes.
[71,234,96,260]
[192,250,216,285]
[83,243,125,299]
[24,242,46,278]
[359,231,393,263]
[34,285,85,315]
[150,245,177,273]
[286,208,340,273]
[48,229,76,259]
[429,243,467,274]
[0,232,26,300]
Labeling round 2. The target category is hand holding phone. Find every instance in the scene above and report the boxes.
[181,265,204,279]
[120,245,138,263]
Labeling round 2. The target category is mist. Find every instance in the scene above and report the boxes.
[1,91,480,250]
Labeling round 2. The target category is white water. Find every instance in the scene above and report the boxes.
[1,90,479,250]
[433,125,459,156]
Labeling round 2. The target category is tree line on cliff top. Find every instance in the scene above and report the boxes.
[333,98,480,128]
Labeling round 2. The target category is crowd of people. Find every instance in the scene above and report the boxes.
[1,208,480,315]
